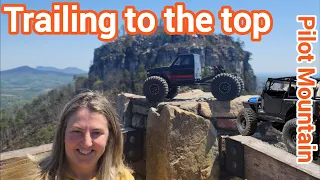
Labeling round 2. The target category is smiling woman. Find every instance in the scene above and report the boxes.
[28,91,134,180]
[63,108,111,179]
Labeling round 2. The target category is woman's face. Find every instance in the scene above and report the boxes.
[64,108,109,169]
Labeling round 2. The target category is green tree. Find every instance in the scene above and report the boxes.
[92,80,105,91]
[74,76,89,90]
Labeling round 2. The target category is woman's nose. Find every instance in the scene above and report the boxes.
[82,132,93,147]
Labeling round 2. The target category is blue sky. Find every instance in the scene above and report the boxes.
[1,0,319,75]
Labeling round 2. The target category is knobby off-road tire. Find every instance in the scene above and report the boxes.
[282,118,297,155]
[143,76,169,102]
[231,75,244,97]
[236,108,258,136]
[211,73,241,101]
[166,86,179,99]
[235,76,244,93]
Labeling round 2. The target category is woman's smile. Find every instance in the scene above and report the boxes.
[77,149,94,155]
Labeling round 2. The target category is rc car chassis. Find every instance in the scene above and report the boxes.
[143,53,244,102]
[236,76,320,159]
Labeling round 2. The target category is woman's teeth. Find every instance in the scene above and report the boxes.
[79,150,92,154]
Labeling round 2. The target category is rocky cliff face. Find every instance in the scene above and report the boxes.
[88,29,257,94]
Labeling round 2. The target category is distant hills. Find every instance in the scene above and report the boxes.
[0,66,88,109]
[1,66,87,75]
[35,66,87,75]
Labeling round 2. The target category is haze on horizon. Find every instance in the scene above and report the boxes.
[1,0,319,75]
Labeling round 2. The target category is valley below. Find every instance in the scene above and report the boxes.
[0,66,87,110]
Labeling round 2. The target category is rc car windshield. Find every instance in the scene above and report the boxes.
[268,80,291,91]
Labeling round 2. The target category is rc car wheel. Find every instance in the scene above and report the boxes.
[143,76,169,102]
[235,75,244,94]
[211,73,241,101]
[231,75,244,97]
[282,118,297,154]
[166,86,179,99]
[236,108,258,136]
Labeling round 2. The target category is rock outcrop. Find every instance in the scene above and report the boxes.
[116,89,258,180]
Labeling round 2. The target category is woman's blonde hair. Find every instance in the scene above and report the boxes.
[36,91,131,180]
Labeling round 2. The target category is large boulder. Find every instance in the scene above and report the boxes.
[205,95,256,118]
[146,105,220,180]
[166,90,258,131]
[174,90,257,118]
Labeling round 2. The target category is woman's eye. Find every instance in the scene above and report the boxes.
[93,131,102,135]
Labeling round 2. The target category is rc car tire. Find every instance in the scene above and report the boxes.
[236,108,258,136]
[211,73,241,101]
[143,76,169,102]
[166,86,179,99]
[282,118,297,155]
[235,76,245,92]
[231,75,244,97]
